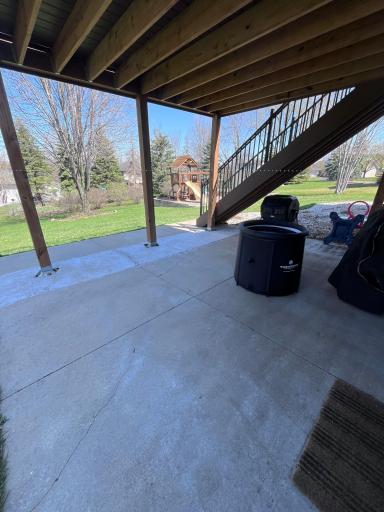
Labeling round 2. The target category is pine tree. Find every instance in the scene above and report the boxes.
[56,145,76,192]
[16,122,53,204]
[286,168,309,185]
[91,133,122,188]
[150,131,175,195]
[324,153,339,181]
[200,142,211,171]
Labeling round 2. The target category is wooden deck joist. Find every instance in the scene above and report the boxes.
[171,12,384,105]
[14,0,42,64]
[216,67,384,116]
[115,0,252,89]
[191,34,384,109]
[155,0,384,101]
[87,0,179,81]
[139,0,332,94]
[52,0,113,73]
[207,53,384,113]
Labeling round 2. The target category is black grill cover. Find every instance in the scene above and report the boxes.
[328,208,384,314]
[261,195,299,223]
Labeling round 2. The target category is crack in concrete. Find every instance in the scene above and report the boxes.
[194,291,339,382]
[5,275,234,510]
[28,348,138,512]
[1,295,193,402]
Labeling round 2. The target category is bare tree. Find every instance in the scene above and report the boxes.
[122,132,141,186]
[334,123,379,194]
[184,117,211,165]
[8,73,134,211]
[220,109,271,161]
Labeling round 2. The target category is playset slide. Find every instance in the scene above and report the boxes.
[184,180,201,200]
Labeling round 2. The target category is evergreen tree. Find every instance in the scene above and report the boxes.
[200,142,211,171]
[91,133,122,188]
[150,131,175,195]
[324,153,339,181]
[286,168,309,185]
[16,121,52,204]
[56,145,76,192]
[324,149,362,184]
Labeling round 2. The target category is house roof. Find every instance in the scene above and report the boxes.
[0,0,383,117]
[170,155,198,169]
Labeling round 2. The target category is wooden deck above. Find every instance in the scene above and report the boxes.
[0,0,384,116]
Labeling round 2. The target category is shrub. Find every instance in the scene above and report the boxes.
[56,191,82,213]
[106,182,129,205]
[126,185,143,204]
[88,187,108,209]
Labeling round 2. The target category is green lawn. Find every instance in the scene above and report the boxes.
[0,179,379,256]
[0,202,198,256]
[247,178,378,211]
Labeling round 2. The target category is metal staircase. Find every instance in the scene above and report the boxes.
[197,80,384,226]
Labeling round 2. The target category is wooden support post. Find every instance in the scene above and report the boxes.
[135,94,158,246]
[207,114,221,230]
[0,71,53,271]
[370,173,384,216]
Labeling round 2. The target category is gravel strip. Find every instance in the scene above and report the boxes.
[228,202,371,241]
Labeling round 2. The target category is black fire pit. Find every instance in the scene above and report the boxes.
[234,219,308,296]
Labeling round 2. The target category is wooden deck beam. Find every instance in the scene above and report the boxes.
[136,95,157,246]
[155,0,384,100]
[207,115,221,230]
[52,0,112,73]
[140,0,332,94]
[0,71,52,270]
[216,67,384,116]
[208,54,384,113]
[116,0,252,89]
[175,13,384,105]
[87,0,178,82]
[192,34,384,109]
[14,0,42,64]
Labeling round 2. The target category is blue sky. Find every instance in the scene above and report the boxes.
[148,102,206,140]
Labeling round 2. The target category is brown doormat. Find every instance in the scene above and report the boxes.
[293,379,384,512]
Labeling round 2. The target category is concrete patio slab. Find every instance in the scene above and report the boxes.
[4,298,328,512]
[199,240,384,401]
[145,235,237,295]
[0,265,190,398]
[1,226,383,512]
[0,238,102,276]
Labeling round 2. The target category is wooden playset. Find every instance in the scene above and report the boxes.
[168,156,209,201]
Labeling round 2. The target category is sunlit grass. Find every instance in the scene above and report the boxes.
[247,178,378,211]
[0,201,198,256]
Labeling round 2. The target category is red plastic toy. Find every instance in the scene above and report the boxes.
[347,201,370,228]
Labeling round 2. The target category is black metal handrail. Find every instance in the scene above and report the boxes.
[200,89,353,215]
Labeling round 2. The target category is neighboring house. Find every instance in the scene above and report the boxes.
[363,165,381,178]
[308,159,326,177]
[0,182,20,205]
[123,172,143,186]
[0,167,21,205]
[122,165,143,186]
